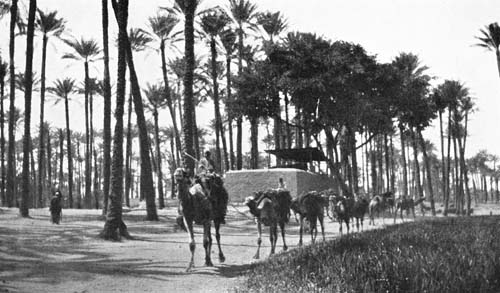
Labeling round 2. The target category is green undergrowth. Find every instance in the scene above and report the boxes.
[239,216,500,292]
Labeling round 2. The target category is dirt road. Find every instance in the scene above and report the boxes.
[3,201,493,292]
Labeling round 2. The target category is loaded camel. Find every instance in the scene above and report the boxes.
[368,191,394,225]
[290,191,327,246]
[394,196,426,223]
[327,192,353,235]
[174,168,228,272]
[351,194,369,231]
[245,188,292,259]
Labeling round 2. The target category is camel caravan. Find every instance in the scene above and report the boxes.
[173,148,425,271]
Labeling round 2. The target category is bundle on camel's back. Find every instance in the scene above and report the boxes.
[290,191,327,246]
[394,196,426,223]
[245,188,292,259]
[174,168,228,272]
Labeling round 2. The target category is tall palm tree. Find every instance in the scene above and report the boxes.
[102,0,130,240]
[475,22,500,78]
[392,52,429,199]
[174,0,201,175]
[35,8,65,208]
[220,28,236,170]
[101,0,112,215]
[228,0,258,170]
[62,37,101,209]
[144,11,183,162]
[144,83,168,209]
[200,7,230,173]
[0,58,7,206]
[19,0,37,217]
[6,0,19,208]
[48,78,76,208]
[256,11,287,153]
[125,27,159,220]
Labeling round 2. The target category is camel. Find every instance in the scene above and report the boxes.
[394,196,426,223]
[174,168,228,272]
[328,194,353,235]
[290,191,326,246]
[368,191,394,225]
[245,189,292,259]
[351,195,369,231]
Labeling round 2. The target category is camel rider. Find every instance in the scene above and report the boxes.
[198,151,216,175]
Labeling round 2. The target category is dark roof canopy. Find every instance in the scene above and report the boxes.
[265,147,327,162]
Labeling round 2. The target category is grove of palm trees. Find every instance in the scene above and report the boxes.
[1,0,500,291]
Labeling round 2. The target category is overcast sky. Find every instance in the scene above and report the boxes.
[1,0,499,157]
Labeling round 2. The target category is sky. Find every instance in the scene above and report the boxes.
[1,0,500,158]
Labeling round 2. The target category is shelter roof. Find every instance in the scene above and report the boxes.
[265,147,327,162]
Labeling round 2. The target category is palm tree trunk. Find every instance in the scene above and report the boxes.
[496,49,500,79]
[438,111,446,210]
[384,134,390,192]
[64,95,74,208]
[153,110,165,209]
[102,0,131,240]
[47,132,52,198]
[84,61,92,208]
[411,129,424,214]
[444,109,452,215]
[20,0,37,217]
[124,94,132,207]
[160,40,182,161]
[250,116,259,169]
[418,130,435,215]
[101,0,112,215]
[124,36,158,221]
[225,55,234,170]
[209,37,222,172]
[37,33,48,208]
[0,74,5,205]
[236,23,244,170]
[284,92,291,149]
[399,125,408,198]
[181,0,197,176]
[58,130,64,188]
[6,0,19,208]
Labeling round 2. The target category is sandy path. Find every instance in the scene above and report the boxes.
[0,202,497,292]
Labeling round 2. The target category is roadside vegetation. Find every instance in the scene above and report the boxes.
[240,216,500,292]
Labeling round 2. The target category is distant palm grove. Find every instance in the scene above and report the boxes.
[0,0,499,238]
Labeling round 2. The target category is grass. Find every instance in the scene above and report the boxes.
[239,216,500,292]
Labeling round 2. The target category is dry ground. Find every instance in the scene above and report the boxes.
[0,201,498,293]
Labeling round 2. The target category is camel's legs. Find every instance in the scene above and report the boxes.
[310,216,317,243]
[203,223,213,267]
[185,219,195,272]
[338,219,343,235]
[298,216,304,246]
[318,215,325,241]
[279,222,288,251]
[214,221,225,263]
[254,221,262,259]
[269,225,277,256]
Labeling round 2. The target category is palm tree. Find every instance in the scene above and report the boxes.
[220,28,237,170]
[144,11,183,162]
[6,0,19,208]
[35,9,65,208]
[144,83,168,209]
[174,0,201,175]
[228,0,258,170]
[200,7,231,173]
[101,0,130,240]
[256,11,287,153]
[392,52,429,199]
[101,0,112,215]
[62,37,101,209]
[48,78,76,208]
[125,27,158,220]
[475,22,500,78]
[0,58,7,205]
